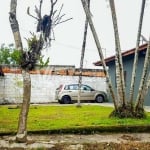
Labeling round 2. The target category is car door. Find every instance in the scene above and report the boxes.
[80,85,95,100]
[68,84,78,100]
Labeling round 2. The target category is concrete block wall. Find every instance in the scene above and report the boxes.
[0,73,106,104]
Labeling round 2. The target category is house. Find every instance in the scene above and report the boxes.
[94,43,150,106]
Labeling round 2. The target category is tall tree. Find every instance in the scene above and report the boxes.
[81,0,118,111]
[129,0,146,107]
[141,63,150,102]
[9,0,71,142]
[9,0,46,142]
[109,0,126,107]
[135,38,150,112]
[108,0,148,117]
[77,0,90,107]
[81,0,150,118]
[9,0,31,142]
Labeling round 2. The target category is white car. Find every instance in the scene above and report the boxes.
[55,84,108,104]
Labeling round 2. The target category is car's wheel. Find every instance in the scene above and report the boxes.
[61,96,71,104]
[95,95,104,103]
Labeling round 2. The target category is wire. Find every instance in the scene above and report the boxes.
[53,40,101,52]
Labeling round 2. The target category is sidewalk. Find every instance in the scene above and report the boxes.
[0,133,150,149]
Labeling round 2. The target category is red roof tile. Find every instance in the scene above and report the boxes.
[94,43,148,66]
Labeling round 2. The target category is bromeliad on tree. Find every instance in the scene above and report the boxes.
[21,33,44,71]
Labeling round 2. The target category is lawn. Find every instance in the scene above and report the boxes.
[0,105,150,134]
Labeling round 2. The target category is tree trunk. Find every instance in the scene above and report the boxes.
[81,0,118,111]
[129,0,146,107]
[135,39,150,111]
[16,70,31,142]
[109,0,126,107]
[9,0,31,142]
[142,70,150,100]
[9,0,23,51]
[77,0,90,107]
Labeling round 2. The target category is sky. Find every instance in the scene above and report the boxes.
[1,0,150,68]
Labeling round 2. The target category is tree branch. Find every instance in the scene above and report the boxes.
[27,7,39,20]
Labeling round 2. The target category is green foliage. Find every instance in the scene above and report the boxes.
[10,49,22,65]
[26,33,50,68]
[26,33,39,51]
[39,56,50,68]
[20,33,47,70]
[0,37,48,68]
[0,44,22,65]
[0,45,11,64]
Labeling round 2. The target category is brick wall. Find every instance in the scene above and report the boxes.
[1,65,105,77]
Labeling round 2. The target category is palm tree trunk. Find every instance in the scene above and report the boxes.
[77,0,90,107]
[9,0,31,142]
[109,0,126,107]
[142,71,150,100]
[129,0,146,107]
[81,0,118,111]
[135,38,150,111]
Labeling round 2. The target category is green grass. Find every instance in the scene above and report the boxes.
[0,105,150,133]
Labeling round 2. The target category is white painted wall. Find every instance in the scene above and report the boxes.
[0,73,106,104]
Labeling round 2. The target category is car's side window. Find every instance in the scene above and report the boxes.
[73,85,79,90]
[86,86,92,91]
[81,85,90,91]
[69,85,74,90]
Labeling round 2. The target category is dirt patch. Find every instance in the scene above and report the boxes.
[82,142,150,150]
[0,133,150,149]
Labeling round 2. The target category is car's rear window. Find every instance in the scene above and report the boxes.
[64,85,69,90]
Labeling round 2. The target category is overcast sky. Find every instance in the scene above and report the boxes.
[0,0,150,68]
